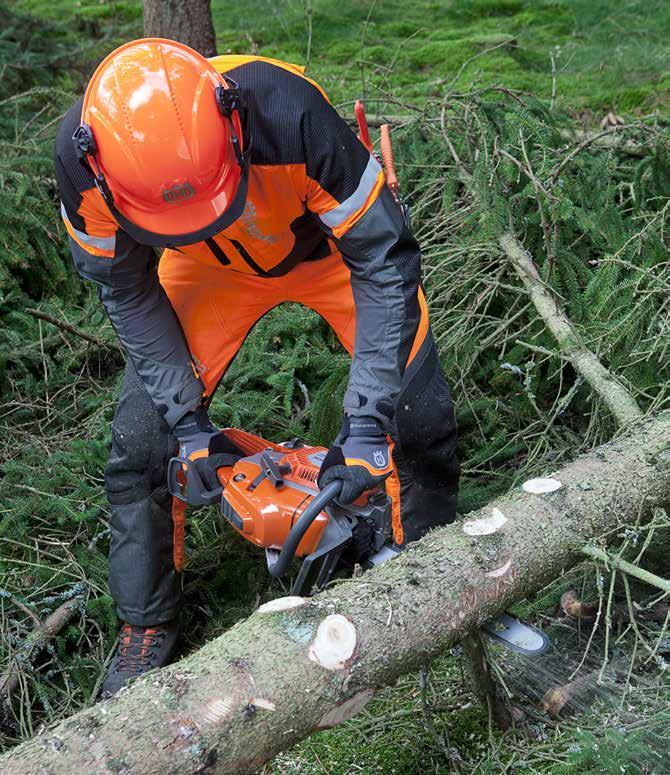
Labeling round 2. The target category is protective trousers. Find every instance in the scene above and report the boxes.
[106,251,459,624]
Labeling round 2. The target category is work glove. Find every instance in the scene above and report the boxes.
[172,406,242,495]
[317,416,393,504]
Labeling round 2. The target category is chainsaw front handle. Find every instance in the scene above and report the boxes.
[167,455,222,507]
[267,480,342,579]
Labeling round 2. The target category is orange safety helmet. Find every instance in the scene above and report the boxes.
[72,38,249,246]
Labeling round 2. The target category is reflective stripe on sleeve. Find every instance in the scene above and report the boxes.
[61,202,116,258]
[319,155,383,231]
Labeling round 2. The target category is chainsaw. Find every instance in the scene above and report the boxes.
[168,428,549,656]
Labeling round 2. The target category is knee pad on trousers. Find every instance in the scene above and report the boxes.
[105,361,176,506]
[389,335,460,545]
[105,363,181,623]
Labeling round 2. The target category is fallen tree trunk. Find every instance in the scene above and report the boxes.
[2,413,669,774]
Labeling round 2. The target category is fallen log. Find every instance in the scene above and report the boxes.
[2,412,669,774]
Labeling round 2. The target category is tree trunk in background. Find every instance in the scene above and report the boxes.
[143,0,216,57]
[1,413,668,774]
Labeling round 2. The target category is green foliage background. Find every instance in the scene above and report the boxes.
[0,0,668,770]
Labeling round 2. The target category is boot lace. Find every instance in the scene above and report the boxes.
[116,624,165,673]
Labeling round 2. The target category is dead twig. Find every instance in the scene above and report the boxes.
[26,308,122,353]
[1,597,84,709]
[549,124,647,186]
[303,0,313,74]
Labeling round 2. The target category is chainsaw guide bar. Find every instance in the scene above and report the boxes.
[481,613,551,656]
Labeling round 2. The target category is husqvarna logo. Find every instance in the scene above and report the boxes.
[162,182,195,204]
[373,449,387,467]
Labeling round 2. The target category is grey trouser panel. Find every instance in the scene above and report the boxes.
[106,335,458,623]
[105,360,181,625]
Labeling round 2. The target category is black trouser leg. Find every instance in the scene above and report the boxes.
[392,332,460,544]
[105,360,180,625]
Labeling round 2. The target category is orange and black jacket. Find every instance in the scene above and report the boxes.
[55,56,422,430]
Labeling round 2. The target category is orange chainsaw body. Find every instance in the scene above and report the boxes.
[216,429,330,557]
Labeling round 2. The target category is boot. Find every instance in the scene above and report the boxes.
[101,619,180,697]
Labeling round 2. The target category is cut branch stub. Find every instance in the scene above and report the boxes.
[201,696,236,726]
[463,507,508,535]
[249,697,276,712]
[318,690,374,729]
[522,477,563,494]
[257,597,307,614]
[308,614,357,670]
[486,559,513,578]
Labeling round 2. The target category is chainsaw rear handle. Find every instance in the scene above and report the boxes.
[167,455,222,507]
[267,480,342,579]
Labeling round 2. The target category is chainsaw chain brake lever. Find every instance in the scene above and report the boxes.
[262,452,290,487]
[167,456,222,507]
[248,451,290,492]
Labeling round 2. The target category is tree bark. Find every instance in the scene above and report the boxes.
[2,412,668,774]
[142,0,217,57]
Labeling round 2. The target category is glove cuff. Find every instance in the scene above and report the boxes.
[339,415,385,442]
[173,405,213,439]
[317,444,346,488]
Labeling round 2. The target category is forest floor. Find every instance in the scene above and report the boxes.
[2,0,669,772]
[16,0,670,111]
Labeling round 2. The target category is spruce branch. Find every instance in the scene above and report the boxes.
[26,308,122,353]
[499,233,644,427]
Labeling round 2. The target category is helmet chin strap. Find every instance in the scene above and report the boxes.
[83,159,249,249]
[71,76,251,248]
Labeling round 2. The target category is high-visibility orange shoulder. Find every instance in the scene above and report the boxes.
[77,188,118,238]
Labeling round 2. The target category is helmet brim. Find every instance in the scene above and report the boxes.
[105,164,248,248]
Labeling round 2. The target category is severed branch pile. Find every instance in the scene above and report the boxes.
[1,412,668,773]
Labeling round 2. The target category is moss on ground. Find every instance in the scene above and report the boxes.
[15,0,670,112]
